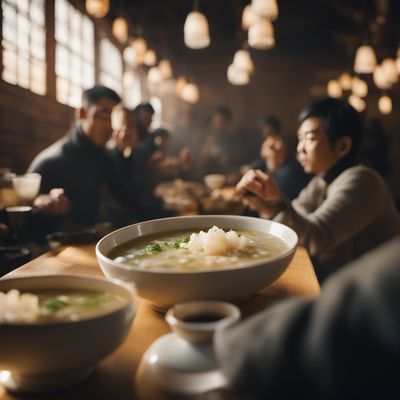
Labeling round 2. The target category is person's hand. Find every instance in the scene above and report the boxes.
[33,188,71,215]
[235,169,281,204]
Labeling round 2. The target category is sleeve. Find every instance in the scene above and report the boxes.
[214,236,400,400]
[27,156,59,195]
[274,168,386,256]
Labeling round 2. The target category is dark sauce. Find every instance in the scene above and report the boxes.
[182,313,226,323]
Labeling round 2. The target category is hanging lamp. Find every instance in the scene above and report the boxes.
[381,58,398,84]
[348,95,366,112]
[131,37,147,64]
[184,1,210,50]
[181,83,200,104]
[148,67,163,84]
[354,45,376,74]
[144,49,157,66]
[112,18,128,43]
[373,64,392,89]
[175,76,187,98]
[338,72,352,90]
[227,64,250,85]
[233,49,254,74]
[248,18,275,49]
[159,59,173,80]
[242,4,256,31]
[251,0,278,21]
[327,80,342,98]
[85,0,109,18]
[352,77,368,98]
[378,95,392,115]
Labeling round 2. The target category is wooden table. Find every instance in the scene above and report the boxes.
[0,245,319,400]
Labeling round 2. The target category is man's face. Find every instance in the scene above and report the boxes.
[261,124,278,140]
[211,114,230,134]
[297,117,344,174]
[81,97,118,146]
[138,111,154,131]
[260,135,287,172]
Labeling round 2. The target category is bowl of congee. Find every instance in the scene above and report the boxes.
[0,275,135,393]
[96,215,298,311]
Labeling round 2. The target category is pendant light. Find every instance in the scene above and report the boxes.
[112,18,128,43]
[85,0,109,18]
[352,76,368,98]
[227,64,250,85]
[251,0,278,21]
[144,49,157,66]
[327,80,342,98]
[131,37,147,65]
[159,59,173,80]
[233,49,254,74]
[248,19,275,49]
[175,76,187,98]
[338,72,352,90]
[184,1,210,50]
[348,95,366,112]
[148,67,163,84]
[242,4,256,31]
[354,45,376,74]
[181,83,200,104]
[381,58,398,84]
[373,64,392,89]
[378,95,392,115]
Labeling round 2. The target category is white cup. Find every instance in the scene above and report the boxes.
[12,173,41,205]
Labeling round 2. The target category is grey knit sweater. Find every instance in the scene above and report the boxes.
[274,165,400,278]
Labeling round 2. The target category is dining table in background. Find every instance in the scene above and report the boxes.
[0,243,320,400]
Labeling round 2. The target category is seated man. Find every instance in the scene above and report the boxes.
[28,85,135,231]
[215,236,400,399]
[236,98,400,281]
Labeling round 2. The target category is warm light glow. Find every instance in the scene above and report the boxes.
[112,18,128,43]
[338,72,352,90]
[373,64,392,90]
[227,63,250,85]
[184,11,210,49]
[248,19,275,49]
[354,45,376,74]
[147,66,163,84]
[251,0,278,21]
[131,38,147,64]
[348,94,366,112]
[85,0,109,18]
[378,95,392,115]
[144,49,157,66]
[396,57,400,74]
[242,4,256,30]
[181,83,200,104]
[381,58,398,84]
[352,76,368,98]
[175,76,187,97]
[159,59,173,79]
[233,49,254,74]
[327,79,342,98]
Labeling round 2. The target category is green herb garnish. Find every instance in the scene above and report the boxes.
[144,242,162,254]
[172,235,190,248]
[42,299,69,311]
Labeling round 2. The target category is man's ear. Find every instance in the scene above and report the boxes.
[75,107,86,120]
[336,136,353,158]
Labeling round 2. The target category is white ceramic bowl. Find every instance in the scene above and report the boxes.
[96,215,298,311]
[204,174,226,190]
[0,275,136,393]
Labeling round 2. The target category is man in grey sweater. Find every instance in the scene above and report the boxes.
[237,98,400,281]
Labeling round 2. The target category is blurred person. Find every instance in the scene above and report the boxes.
[134,102,155,141]
[215,235,400,400]
[28,85,136,231]
[236,98,400,281]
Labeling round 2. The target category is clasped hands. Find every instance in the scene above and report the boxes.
[235,169,284,218]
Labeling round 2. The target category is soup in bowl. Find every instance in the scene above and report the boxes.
[96,215,298,311]
[0,275,136,393]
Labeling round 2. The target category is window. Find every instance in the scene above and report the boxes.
[1,0,46,95]
[99,37,122,95]
[123,69,141,108]
[55,0,95,107]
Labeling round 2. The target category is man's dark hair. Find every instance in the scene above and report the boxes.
[214,105,232,122]
[134,102,155,115]
[82,85,121,106]
[298,98,363,162]
[257,115,282,133]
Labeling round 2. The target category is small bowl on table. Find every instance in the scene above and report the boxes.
[204,174,226,190]
[0,275,136,393]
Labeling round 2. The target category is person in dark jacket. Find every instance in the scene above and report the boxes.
[215,236,400,400]
[28,85,135,230]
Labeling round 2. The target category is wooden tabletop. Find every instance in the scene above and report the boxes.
[0,245,319,400]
